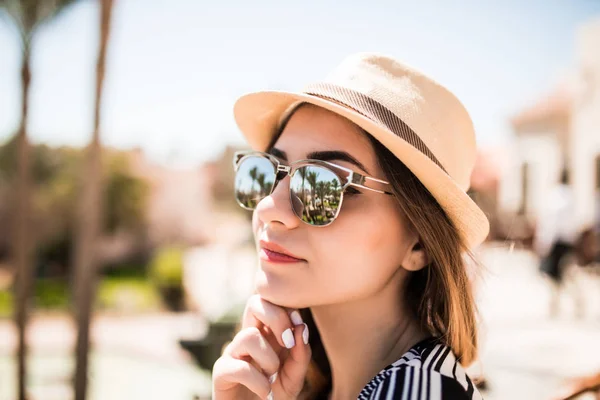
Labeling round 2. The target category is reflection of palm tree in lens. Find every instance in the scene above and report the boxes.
[305,170,320,224]
[316,181,327,211]
[298,167,308,205]
[324,181,331,215]
[296,168,310,222]
[315,181,334,223]
[331,178,339,193]
[306,170,319,209]
[264,181,273,196]
[257,173,266,197]
[248,166,258,197]
[330,178,340,207]
[325,181,331,197]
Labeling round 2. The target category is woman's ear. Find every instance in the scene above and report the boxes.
[401,240,430,272]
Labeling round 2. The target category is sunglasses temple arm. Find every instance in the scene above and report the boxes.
[353,176,393,195]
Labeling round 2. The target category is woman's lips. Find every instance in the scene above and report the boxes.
[258,240,305,263]
[259,248,305,263]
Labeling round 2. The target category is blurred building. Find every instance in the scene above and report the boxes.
[95,145,255,265]
[497,17,600,239]
[199,144,254,245]
[127,148,213,247]
[469,148,506,241]
[128,144,253,247]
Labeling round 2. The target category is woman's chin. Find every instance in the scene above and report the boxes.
[254,270,308,308]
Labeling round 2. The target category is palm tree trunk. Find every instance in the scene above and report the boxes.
[72,1,113,399]
[14,45,32,400]
[301,175,306,204]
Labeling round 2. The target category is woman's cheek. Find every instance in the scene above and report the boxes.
[362,216,394,253]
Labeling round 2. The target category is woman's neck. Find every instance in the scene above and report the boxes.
[311,283,428,400]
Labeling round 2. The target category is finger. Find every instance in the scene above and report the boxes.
[213,357,271,399]
[224,327,281,379]
[277,322,312,397]
[242,295,297,350]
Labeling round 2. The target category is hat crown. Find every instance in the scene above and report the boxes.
[308,53,477,190]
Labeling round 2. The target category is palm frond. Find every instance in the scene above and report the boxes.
[0,0,79,44]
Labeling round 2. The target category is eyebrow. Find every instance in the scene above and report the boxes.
[270,147,370,174]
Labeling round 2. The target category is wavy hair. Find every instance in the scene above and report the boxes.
[266,104,480,399]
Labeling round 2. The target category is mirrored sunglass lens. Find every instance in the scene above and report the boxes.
[234,156,275,209]
[290,165,342,226]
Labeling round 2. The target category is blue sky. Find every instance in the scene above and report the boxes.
[0,0,599,166]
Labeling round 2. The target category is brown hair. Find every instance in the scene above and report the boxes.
[266,104,480,399]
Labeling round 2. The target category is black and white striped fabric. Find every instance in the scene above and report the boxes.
[358,337,483,400]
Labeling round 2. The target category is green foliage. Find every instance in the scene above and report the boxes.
[0,141,150,272]
[148,247,184,288]
[102,262,148,279]
[33,279,69,309]
[0,279,70,316]
[0,276,164,317]
[0,289,12,318]
[104,153,149,234]
[0,137,64,185]
[0,0,79,46]
[96,277,161,313]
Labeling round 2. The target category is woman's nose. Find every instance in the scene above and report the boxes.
[254,174,301,230]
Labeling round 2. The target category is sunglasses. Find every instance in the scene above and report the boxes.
[233,150,393,227]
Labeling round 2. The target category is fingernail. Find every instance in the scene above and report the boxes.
[282,328,295,348]
[290,310,303,326]
[302,323,309,345]
[267,390,273,400]
[269,372,277,384]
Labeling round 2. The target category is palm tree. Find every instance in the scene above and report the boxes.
[297,167,308,204]
[256,173,266,197]
[324,180,332,196]
[316,181,327,210]
[0,1,78,399]
[71,0,114,399]
[330,178,339,193]
[263,180,273,196]
[306,171,319,209]
[330,178,340,206]
[248,166,258,196]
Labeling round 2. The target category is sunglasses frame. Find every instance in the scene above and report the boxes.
[233,150,393,227]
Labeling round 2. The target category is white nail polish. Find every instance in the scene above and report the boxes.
[302,323,309,345]
[282,328,295,348]
[267,389,273,400]
[269,372,278,384]
[290,310,303,326]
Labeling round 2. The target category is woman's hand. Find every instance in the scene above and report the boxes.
[212,295,311,400]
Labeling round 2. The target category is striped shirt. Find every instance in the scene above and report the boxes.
[357,337,483,400]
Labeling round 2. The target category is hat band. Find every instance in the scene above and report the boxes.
[303,83,447,174]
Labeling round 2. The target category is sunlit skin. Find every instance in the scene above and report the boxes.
[251,104,430,399]
[253,104,421,307]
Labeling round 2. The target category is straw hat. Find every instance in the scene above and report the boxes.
[233,52,489,248]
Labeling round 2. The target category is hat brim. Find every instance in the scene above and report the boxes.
[233,90,490,249]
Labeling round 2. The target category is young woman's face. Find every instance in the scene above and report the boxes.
[252,104,416,308]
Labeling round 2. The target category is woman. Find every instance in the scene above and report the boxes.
[212,53,489,400]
